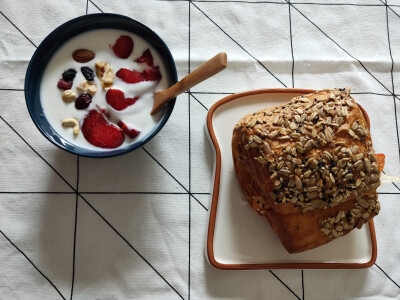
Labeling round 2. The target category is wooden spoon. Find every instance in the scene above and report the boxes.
[151,52,227,115]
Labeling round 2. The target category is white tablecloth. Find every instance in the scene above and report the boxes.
[1,0,399,299]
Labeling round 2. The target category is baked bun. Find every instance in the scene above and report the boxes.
[232,88,383,253]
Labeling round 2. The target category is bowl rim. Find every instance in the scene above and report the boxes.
[25,13,178,158]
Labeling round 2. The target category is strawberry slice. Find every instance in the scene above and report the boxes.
[111,35,134,59]
[117,121,140,139]
[81,110,125,149]
[116,66,161,84]
[142,66,161,81]
[134,49,154,66]
[106,89,139,111]
[115,68,143,84]
[95,105,111,118]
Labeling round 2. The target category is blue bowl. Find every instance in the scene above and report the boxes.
[25,13,177,158]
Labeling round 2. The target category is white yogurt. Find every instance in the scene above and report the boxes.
[40,29,169,151]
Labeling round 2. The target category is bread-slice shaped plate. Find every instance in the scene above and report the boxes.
[205,89,377,269]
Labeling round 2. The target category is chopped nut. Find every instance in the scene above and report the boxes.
[62,118,79,135]
[95,61,114,89]
[61,89,76,103]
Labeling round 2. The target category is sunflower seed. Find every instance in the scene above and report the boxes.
[354,127,363,137]
[311,199,324,208]
[357,198,369,208]
[248,119,257,127]
[279,135,291,140]
[352,145,359,154]
[304,139,316,150]
[273,116,280,125]
[262,141,273,155]
[268,130,279,139]
[252,135,262,144]
[249,142,258,148]
[325,127,334,142]
[349,129,356,137]
[370,174,379,182]
[351,122,358,131]
[321,228,330,235]
[362,213,370,219]
[364,158,371,173]
[345,100,354,107]
[356,178,362,187]
[307,186,319,192]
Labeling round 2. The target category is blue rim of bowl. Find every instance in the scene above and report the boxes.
[25,13,177,158]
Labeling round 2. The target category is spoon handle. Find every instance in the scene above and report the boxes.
[151,52,227,114]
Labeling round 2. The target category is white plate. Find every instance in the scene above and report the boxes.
[205,89,376,269]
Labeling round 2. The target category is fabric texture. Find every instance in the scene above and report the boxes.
[0,0,399,299]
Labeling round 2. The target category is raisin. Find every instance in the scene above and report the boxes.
[81,66,95,81]
[57,79,73,90]
[75,93,92,109]
[62,69,77,81]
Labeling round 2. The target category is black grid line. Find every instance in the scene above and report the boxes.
[168,0,387,6]
[70,156,79,300]
[188,1,192,298]
[88,0,104,13]
[0,88,25,91]
[189,92,209,111]
[375,263,400,289]
[1,1,400,298]
[382,171,400,192]
[0,191,211,195]
[269,270,301,300]
[189,0,288,88]
[301,270,304,300]
[0,11,37,48]
[286,1,400,102]
[77,193,185,299]
[384,0,400,164]
[0,115,183,298]
[0,229,66,299]
[288,0,294,89]
[142,147,208,210]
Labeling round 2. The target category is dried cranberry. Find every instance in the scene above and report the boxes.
[75,93,92,109]
[62,69,77,81]
[81,66,95,81]
[57,79,73,90]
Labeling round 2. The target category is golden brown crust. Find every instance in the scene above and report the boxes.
[232,88,381,253]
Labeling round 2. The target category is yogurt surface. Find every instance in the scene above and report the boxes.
[40,29,169,151]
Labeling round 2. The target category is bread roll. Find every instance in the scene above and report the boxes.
[232,88,382,253]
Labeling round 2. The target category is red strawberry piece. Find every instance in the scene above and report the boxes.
[116,66,161,84]
[57,79,73,90]
[115,68,143,84]
[111,35,134,59]
[118,121,140,139]
[134,49,154,66]
[96,105,111,118]
[142,66,161,81]
[106,89,139,111]
[81,109,125,149]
